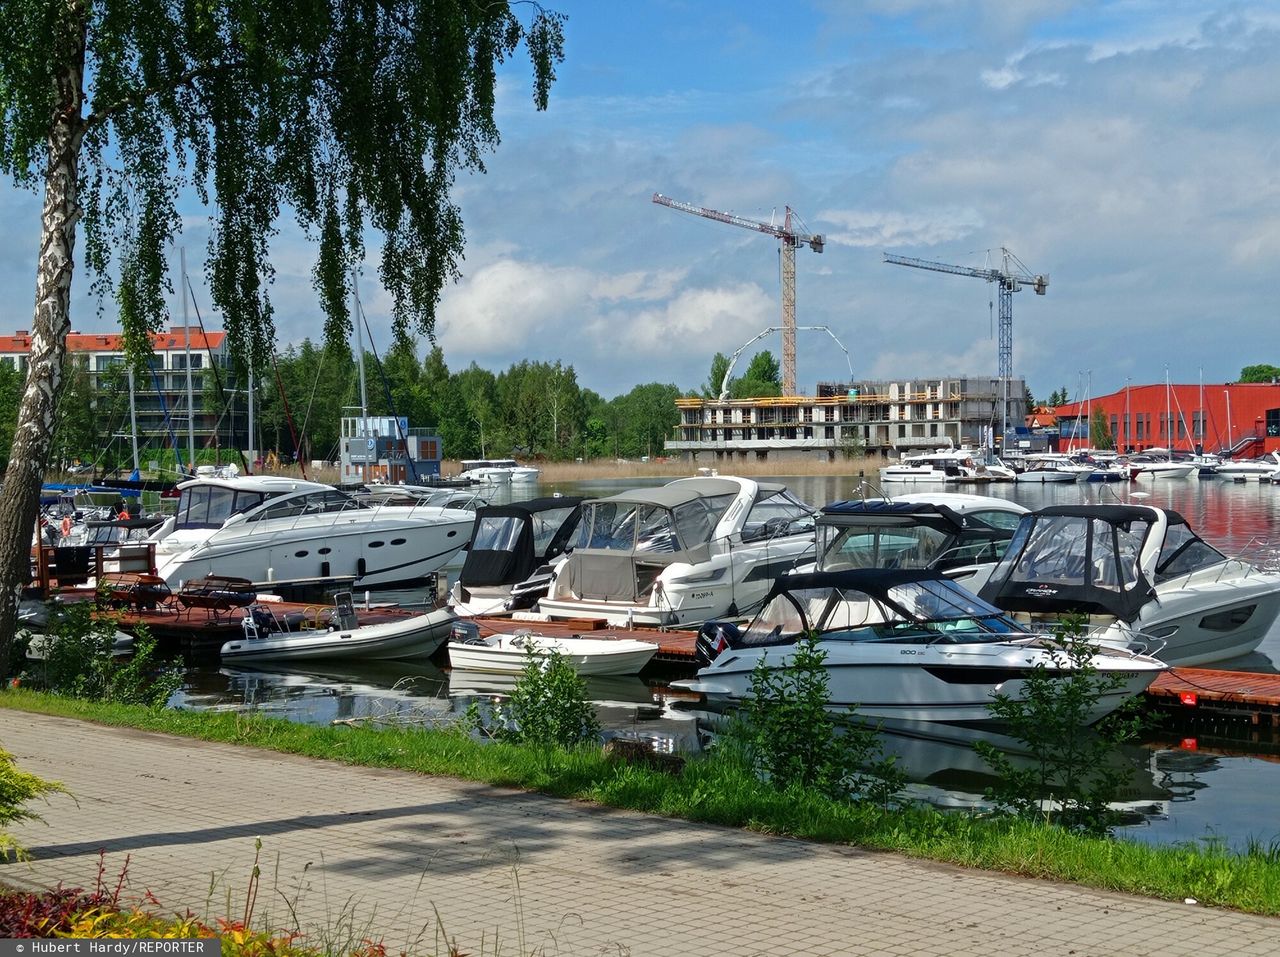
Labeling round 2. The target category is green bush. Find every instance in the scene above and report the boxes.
[975,613,1148,835]
[23,601,182,708]
[731,634,904,805]
[476,645,601,749]
[0,746,66,860]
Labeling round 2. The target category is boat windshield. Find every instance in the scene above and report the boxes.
[737,580,1026,647]
[817,521,949,571]
[472,515,524,552]
[574,494,735,553]
[531,506,578,555]
[176,486,283,529]
[741,489,815,542]
[996,514,1149,592]
[245,489,367,522]
[576,502,678,553]
[1155,522,1227,582]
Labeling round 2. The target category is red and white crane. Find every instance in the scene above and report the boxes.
[653,193,824,396]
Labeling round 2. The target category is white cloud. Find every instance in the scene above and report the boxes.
[819,208,985,249]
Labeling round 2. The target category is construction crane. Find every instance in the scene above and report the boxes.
[653,193,824,396]
[718,325,852,402]
[883,247,1048,441]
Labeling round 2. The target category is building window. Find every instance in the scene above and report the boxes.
[95,355,123,372]
[1267,409,1280,438]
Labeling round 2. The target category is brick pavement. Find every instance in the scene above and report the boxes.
[2,711,1278,956]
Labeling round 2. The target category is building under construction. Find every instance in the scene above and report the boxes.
[667,375,1026,464]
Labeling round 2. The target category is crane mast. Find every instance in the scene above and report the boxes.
[884,247,1048,442]
[654,193,823,396]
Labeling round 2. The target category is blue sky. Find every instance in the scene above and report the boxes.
[2,0,1278,401]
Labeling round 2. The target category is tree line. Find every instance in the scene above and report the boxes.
[0,342,686,467]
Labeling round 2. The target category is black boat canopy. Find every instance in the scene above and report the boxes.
[458,497,585,588]
[977,504,1167,621]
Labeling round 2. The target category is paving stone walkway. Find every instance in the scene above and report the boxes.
[2,711,1278,956]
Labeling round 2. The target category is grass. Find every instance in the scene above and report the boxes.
[5,689,1280,916]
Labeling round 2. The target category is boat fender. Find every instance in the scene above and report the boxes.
[695,620,741,666]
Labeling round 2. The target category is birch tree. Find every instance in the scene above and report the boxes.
[0,0,565,662]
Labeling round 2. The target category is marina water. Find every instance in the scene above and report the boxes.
[173,473,1280,852]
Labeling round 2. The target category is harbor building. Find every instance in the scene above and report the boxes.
[1055,382,1280,457]
[0,325,240,454]
[339,415,443,484]
[667,376,1026,464]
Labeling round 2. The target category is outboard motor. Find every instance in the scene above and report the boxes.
[695,620,741,667]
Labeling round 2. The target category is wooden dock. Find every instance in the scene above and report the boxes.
[1146,667,1280,728]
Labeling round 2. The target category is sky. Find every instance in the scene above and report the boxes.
[1,0,1278,402]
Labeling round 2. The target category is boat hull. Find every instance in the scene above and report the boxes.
[220,609,455,662]
[446,634,658,675]
[684,642,1163,724]
[159,512,472,588]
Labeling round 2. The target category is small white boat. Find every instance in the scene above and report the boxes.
[1132,460,1196,479]
[446,623,659,676]
[220,598,455,662]
[677,569,1166,724]
[1215,452,1280,480]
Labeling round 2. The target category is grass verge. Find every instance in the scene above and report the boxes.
[4,690,1280,915]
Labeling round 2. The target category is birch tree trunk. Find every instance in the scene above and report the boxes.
[0,7,86,670]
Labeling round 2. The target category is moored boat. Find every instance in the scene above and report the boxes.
[220,597,455,662]
[978,504,1280,666]
[149,475,474,589]
[446,622,659,675]
[537,475,817,626]
[676,568,1165,724]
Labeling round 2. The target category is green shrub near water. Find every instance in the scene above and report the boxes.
[729,633,906,806]
[21,600,181,708]
[469,645,601,749]
[975,613,1149,835]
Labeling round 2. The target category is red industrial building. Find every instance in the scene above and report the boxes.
[1055,382,1280,458]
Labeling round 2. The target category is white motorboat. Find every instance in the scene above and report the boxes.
[458,459,540,484]
[220,597,455,662]
[1215,452,1280,480]
[978,504,1280,666]
[676,569,1165,724]
[450,496,585,617]
[806,492,1028,591]
[446,622,659,675]
[1014,453,1088,483]
[880,448,990,485]
[537,476,817,626]
[148,476,474,589]
[1131,459,1196,480]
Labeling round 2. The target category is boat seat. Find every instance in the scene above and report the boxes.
[50,546,93,587]
[99,572,171,611]
[177,575,256,618]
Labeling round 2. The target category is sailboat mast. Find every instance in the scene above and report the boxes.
[248,364,256,472]
[181,247,195,469]
[1165,367,1172,461]
[1198,368,1204,452]
[126,367,140,473]
[352,269,369,437]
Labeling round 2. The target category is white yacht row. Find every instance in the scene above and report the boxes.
[56,467,1275,725]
